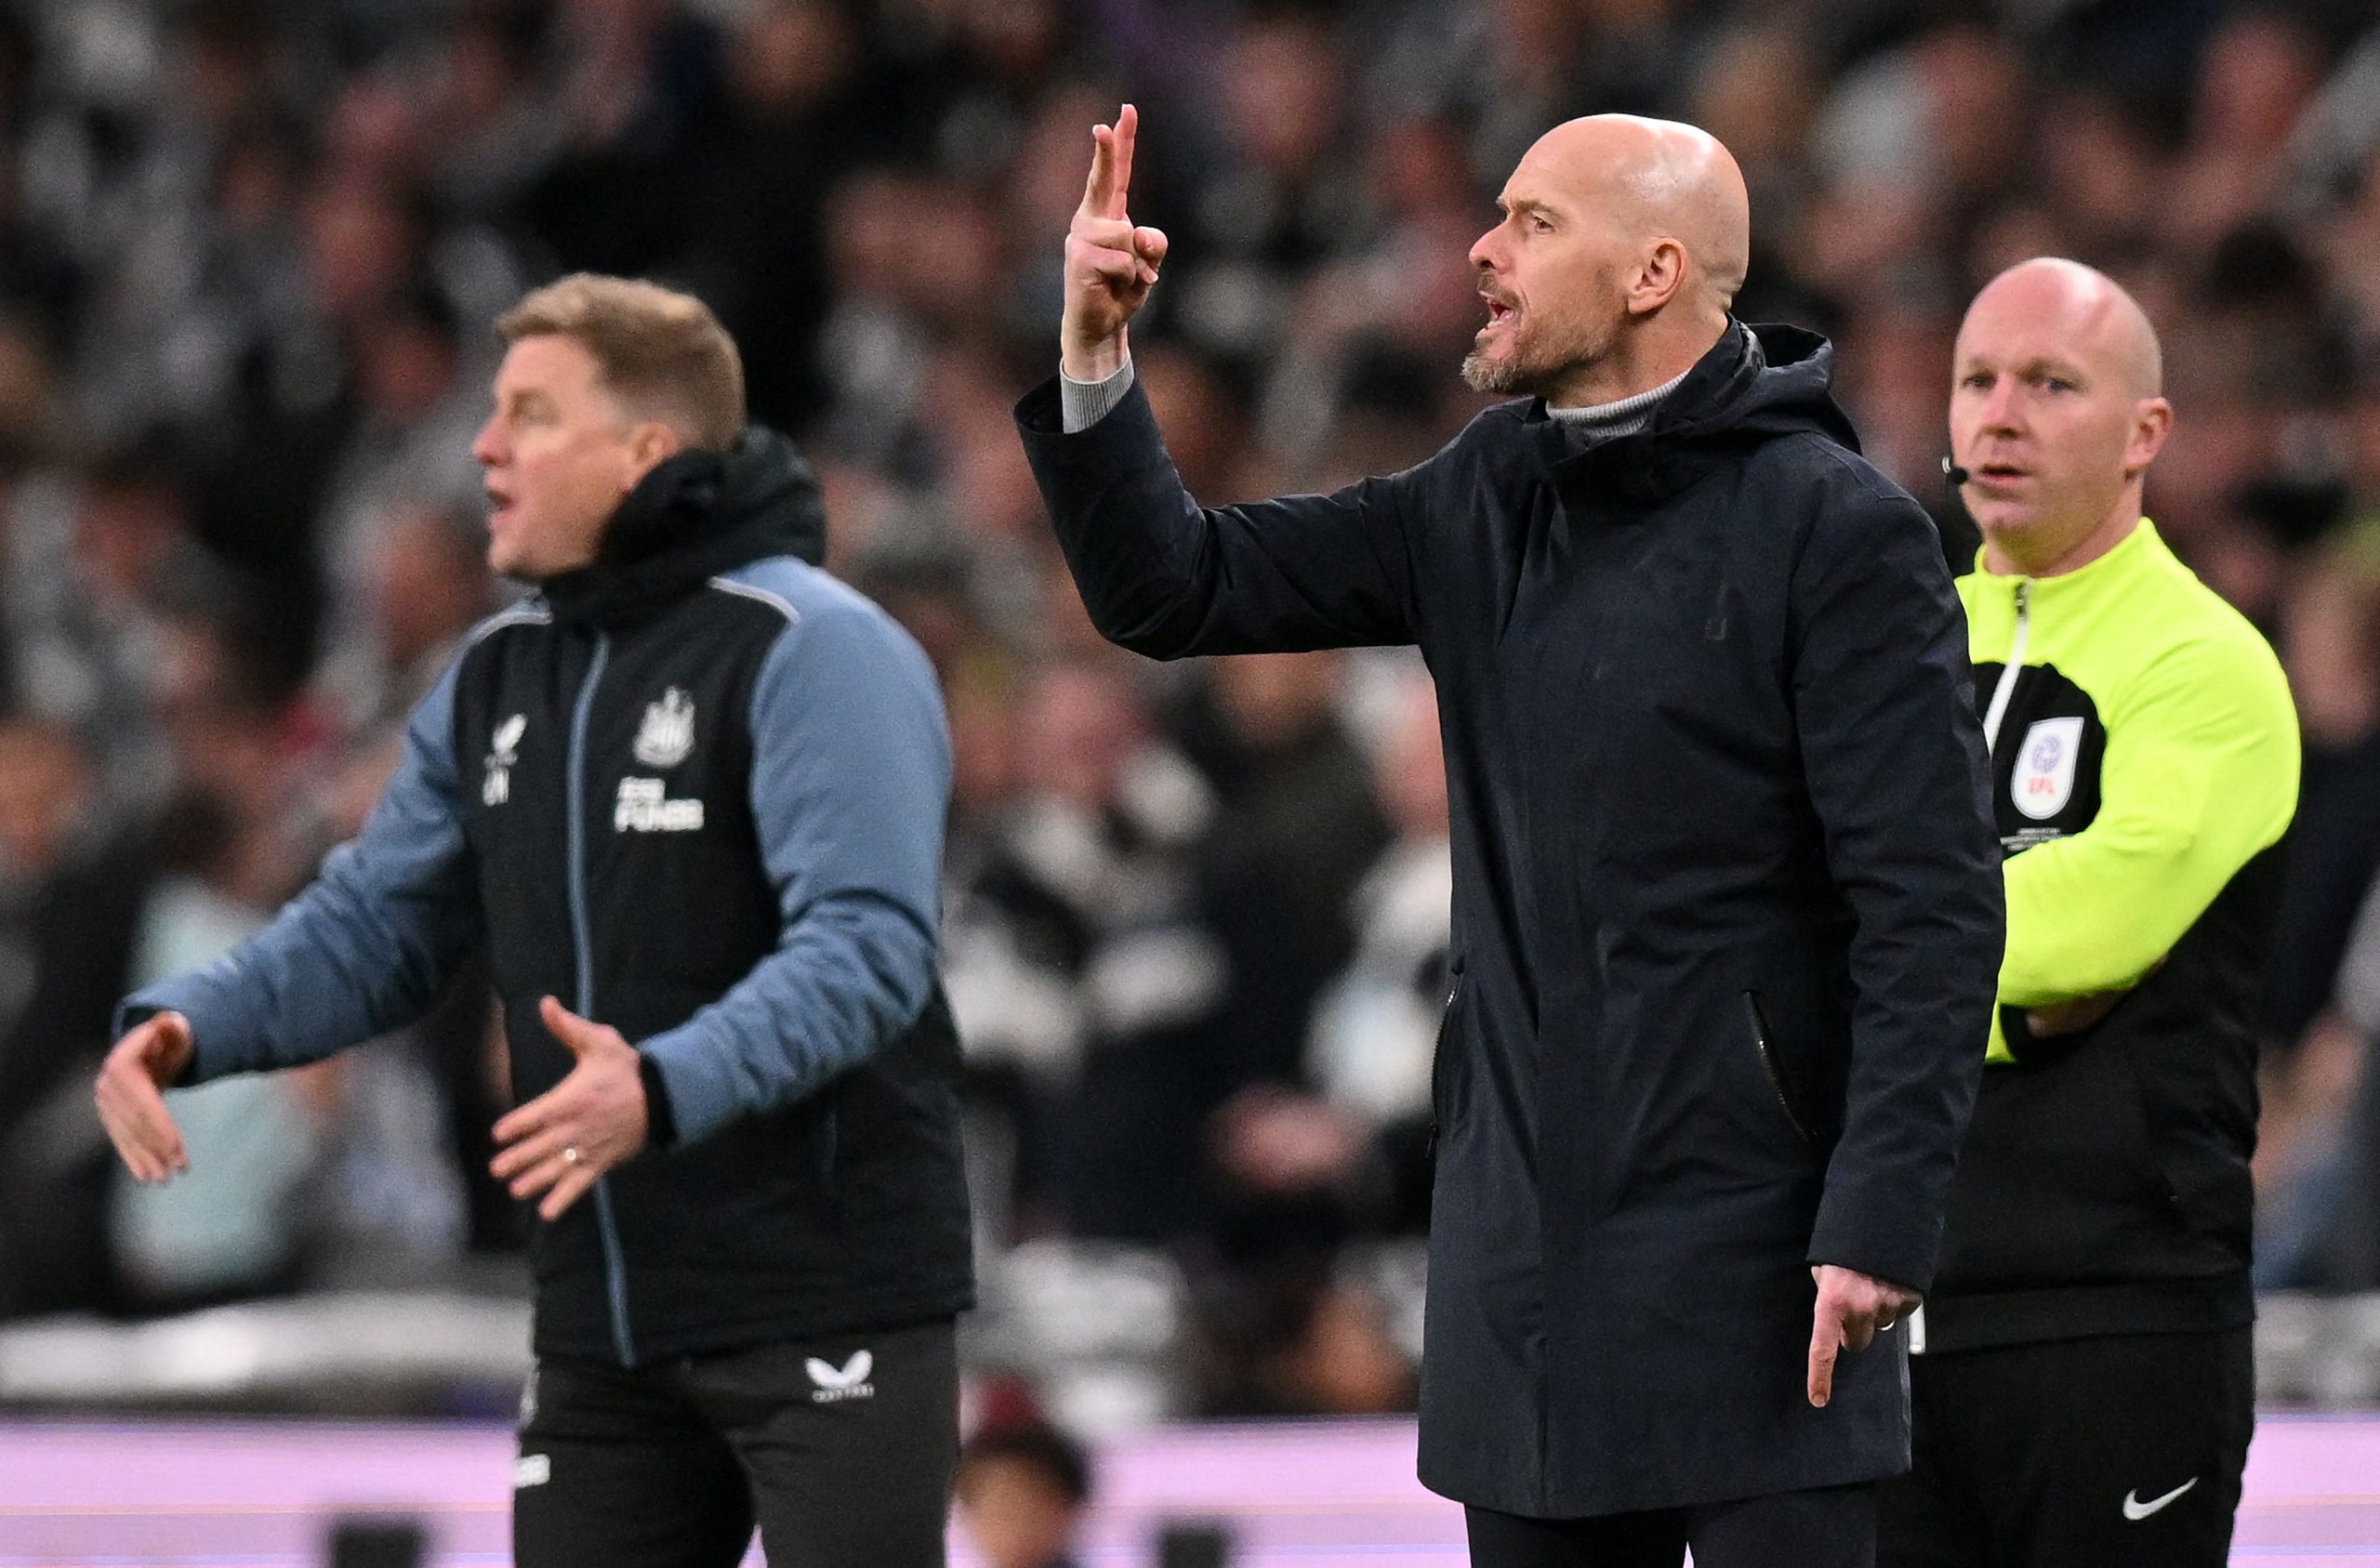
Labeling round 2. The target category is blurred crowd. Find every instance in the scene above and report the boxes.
[4,0,2380,1424]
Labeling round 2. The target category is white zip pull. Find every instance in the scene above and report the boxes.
[1979,580,2031,755]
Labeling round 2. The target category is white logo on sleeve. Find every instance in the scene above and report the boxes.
[633,687,695,768]
[2122,1477,2198,1521]
[483,715,526,806]
[615,777,705,833]
[2012,716,2085,821]
[514,1453,551,1489]
[806,1350,876,1403]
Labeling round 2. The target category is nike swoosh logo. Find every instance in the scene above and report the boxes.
[2122,1478,2199,1521]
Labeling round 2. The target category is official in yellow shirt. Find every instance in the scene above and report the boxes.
[1878,259,2298,1568]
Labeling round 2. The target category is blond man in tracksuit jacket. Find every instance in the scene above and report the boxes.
[95,276,971,1568]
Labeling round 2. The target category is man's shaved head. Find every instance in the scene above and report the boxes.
[1966,257,2162,399]
[1464,114,1750,405]
[1527,115,1752,307]
[1950,256,2174,576]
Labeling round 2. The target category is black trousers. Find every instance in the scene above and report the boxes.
[1466,1484,1875,1567]
[1877,1326,2253,1568]
[512,1318,958,1568]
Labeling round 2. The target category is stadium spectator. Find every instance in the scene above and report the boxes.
[942,656,1221,1242]
[0,715,134,1317]
[955,1416,1094,1568]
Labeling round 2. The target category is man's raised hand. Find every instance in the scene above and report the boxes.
[94,1011,195,1183]
[1062,102,1169,382]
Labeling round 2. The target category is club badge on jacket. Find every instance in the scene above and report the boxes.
[484,714,526,806]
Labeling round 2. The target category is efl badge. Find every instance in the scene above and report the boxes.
[2013,716,2084,821]
[633,688,695,769]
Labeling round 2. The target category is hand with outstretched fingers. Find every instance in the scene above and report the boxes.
[490,996,650,1221]
[94,1010,196,1183]
[1061,102,1170,383]
[1806,1263,1920,1408]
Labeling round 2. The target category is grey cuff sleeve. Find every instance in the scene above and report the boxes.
[1060,357,1136,433]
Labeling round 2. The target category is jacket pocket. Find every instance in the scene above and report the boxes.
[2119,1030,2241,1232]
[1744,990,1816,1146]
[1427,957,1466,1159]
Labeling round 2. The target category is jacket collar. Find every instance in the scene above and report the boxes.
[1522,320,1854,509]
[536,425,826,626]
[1968,515,2167,600]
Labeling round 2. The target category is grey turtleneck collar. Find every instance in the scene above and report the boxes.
[1544,365,1693,444]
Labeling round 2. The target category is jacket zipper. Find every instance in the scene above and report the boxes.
[566,633,638,1369]
[1979,580,2032,755]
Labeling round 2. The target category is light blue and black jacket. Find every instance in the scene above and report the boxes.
[122,431,972,1364]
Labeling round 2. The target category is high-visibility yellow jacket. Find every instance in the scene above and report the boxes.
[1924,518,2299,1352]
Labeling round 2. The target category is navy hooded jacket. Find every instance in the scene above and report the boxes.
[1017,322,2003,1516]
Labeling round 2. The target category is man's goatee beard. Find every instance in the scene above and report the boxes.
[1461,349,1522,394]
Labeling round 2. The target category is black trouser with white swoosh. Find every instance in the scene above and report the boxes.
[512,1318,958,1568]
[1878,1326,2252,1568]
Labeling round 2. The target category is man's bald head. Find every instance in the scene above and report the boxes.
[1464,115,1750,404]
[1950,256,2174,576]
[1523,115,1752,309]
[1964,257,2162,399]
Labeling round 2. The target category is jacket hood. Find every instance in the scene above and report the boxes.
[538,424,826,624]
[1525,320,1860,504]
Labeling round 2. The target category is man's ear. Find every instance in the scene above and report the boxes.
[2122,397,2173,481]
[1628,239,1687,318]
[622,421,686,489]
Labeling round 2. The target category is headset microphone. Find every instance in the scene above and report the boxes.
[1941,455,1972,486]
